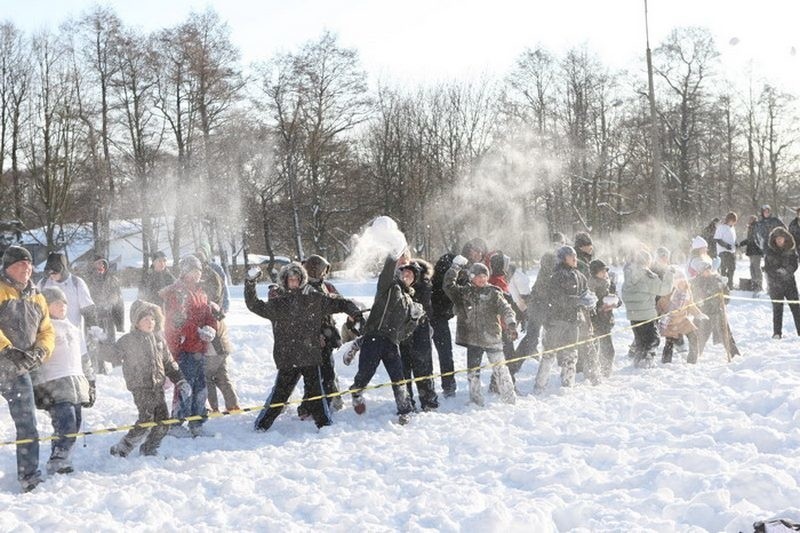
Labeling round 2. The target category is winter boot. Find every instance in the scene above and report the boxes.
[662,340,674,364]
[398,413,412,425]
[46,450,73,475]
[467,372,484,406]
[330,394,344,412]
[110,438,134,458]
[19,474,43,493]
[351,393,366,415]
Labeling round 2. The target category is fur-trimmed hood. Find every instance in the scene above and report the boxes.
[129,299,164,332]
[278,262,308,290]
[769,226,796,252]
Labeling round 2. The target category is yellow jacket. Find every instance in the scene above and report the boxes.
[0,277,55,360]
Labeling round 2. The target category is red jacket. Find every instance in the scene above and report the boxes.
[159,281,217,357]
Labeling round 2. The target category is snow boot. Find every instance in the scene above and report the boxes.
[397,413,411,425]
[352,393,366,415]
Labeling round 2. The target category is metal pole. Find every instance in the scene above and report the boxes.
[645,0,665,221]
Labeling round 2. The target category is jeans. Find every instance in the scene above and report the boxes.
[177,352,208,429]
[350,334,412,415]
[49,401,82,459]
[1,372,40,482]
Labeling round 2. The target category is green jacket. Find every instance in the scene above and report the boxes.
[443,266,516,349]
[620,262,673,321]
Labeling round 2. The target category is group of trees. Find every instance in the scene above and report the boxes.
[1,7,798,273]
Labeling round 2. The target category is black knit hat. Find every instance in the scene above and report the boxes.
[574,232,593,248]
[589,259,608,276]
[45,252,68,275]
[2,246,33,269]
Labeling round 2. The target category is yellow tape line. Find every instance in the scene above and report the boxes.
[0,291,727,447]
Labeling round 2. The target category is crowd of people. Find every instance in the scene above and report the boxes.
[1,207,798,492]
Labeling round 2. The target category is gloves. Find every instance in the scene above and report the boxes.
[507,324,518,341]
[246,267,262,281]
[197,325,216,342]
[451,255,468,268]
[83,381,96,408]
[209,301,225,320]
[88,326,107,342]
[3,346,45,372]
[347,313,365,335]
[177,380,192,401]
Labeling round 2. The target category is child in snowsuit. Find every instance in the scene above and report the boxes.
[587,259,619,377]
[658,271,706,364]
[110,300,189,457]
[444,259,517,406]
[35,287,95,475]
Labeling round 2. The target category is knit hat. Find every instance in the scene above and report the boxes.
[761,204,771,212]
[179,255,202,276]
[44,252,68,275]
[556,245,577,263]
[2,245,33,269]
[589,259,608,276]
[655,246,671,261]
[151,250,167,261]
[41,286,67,305]
[489,253,510,277]
[574,232,593,249]
[688,256,712,275]
[690,236,708,250]
[468,262,490,278]
[551,232,566,245]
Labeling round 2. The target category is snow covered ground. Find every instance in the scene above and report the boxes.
[1,262,799,531]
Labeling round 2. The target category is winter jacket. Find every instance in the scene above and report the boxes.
[363,257,424,345]
[789,218,800,254]
[620,262,674,321]
[576,249,592,279]
[115,302,184,391]
[587,274,616,330]
[690,273,728,318]
[545,263,589,324]
[739,223,761,257]
[205,261,230,313]
[657,287,702,339]
[530,251,558,303]
[430,253,455,320]
[443,265,516,349]
[138,269,176,308]
[0,273,55,361]
[159,280,217,356]
[411,261,434,325]
[755,215,785,253]
[35,318,92,407]
[245,264,360,369]
[86,270,125,336]
[200,264,226,313]
[307,278,344,352]
[764,227,798,295]
[702,223,719,259]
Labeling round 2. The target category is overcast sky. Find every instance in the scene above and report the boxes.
[3,0,799,88]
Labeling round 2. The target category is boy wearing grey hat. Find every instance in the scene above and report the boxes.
[444,254,517,406]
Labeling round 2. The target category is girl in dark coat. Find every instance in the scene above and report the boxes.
[763,227,800,338]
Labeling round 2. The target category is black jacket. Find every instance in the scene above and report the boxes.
[430,253,455,320]
[764,227,798,296]
[363,257,424,344]
[245,281,359,369]
[546,263,589,324]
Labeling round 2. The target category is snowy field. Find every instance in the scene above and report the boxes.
[1,262,799,532]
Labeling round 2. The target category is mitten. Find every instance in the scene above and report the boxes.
[177,380,192,401]
[83,381,96,408]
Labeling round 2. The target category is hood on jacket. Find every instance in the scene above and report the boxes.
[279,262,308,290]
[303,254,331,281]
[45,252,69,275]
[769,226,796,252]
[130,299,164,332]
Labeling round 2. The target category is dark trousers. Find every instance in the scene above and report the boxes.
[48,401,82,459]
[513,303,544,373]
[749,255,763,291]
[120,387,171,455]
[300,347,340,411]
[400,323,439,410]
[592,322,615,376]
[1,372,40,483]
[430,317,456,393]
[663,331,700,364]
[630,320,659,357]
[255,365,330,431]
[719,252,736,290]
[769,280,800,336]
[350,334,412,415]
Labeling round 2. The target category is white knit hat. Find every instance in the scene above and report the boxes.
[690,236,708,250]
